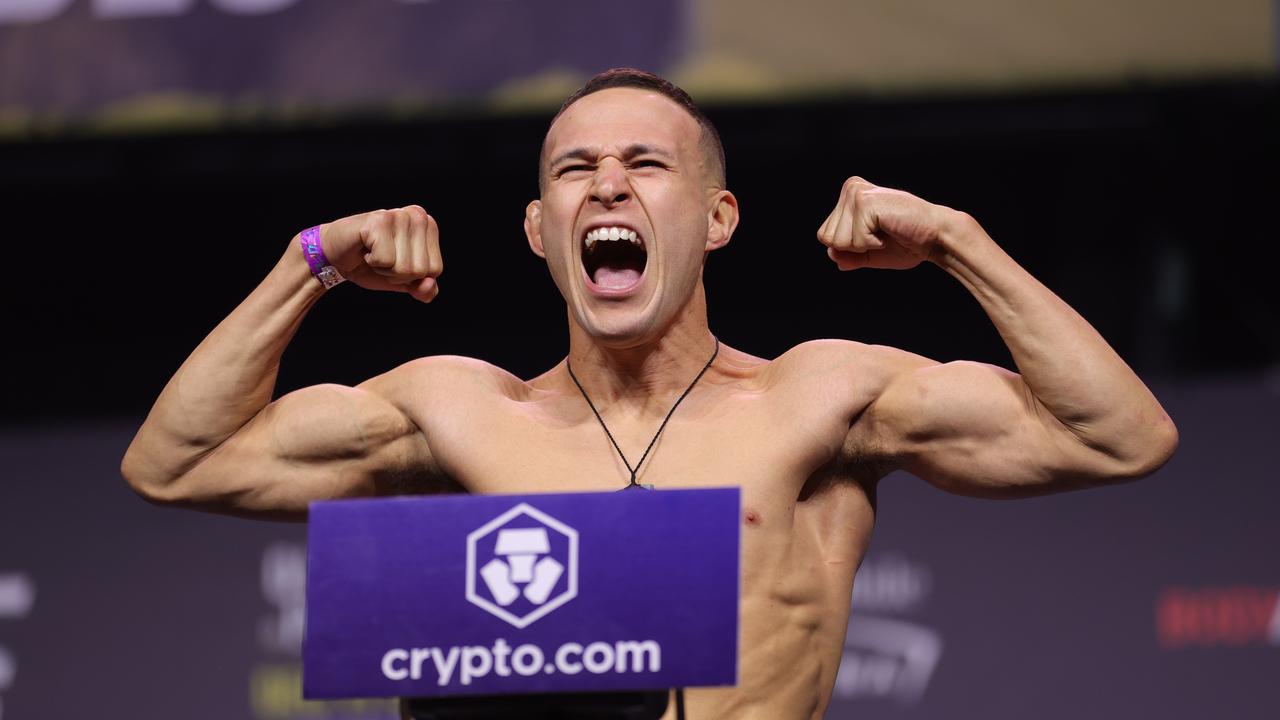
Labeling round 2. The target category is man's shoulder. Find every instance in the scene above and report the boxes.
[759,340,941,425]
[771,339,930,384]
[362,355,529,404]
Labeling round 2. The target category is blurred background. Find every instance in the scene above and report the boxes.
[1,0,1277,718]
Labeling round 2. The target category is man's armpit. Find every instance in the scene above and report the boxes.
[839,409,902,486]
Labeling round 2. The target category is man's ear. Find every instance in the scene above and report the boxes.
[524,200,545,258]
[705,190,739,252]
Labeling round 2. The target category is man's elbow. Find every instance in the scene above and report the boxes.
[120,446,182,506]
[121,448,158,502]
[1112,417,1180,482]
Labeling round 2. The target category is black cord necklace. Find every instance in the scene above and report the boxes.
[566,337,720,490]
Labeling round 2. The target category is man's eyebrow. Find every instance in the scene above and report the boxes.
[549,147,598,168]
[620,143,674,161]
[548,144,675,168]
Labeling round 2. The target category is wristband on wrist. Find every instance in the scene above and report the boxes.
[299,225,345,290]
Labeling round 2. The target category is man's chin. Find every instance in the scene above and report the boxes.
[571,307,661,348]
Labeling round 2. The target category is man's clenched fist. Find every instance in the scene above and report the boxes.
[817,177,962,272]
[309,205,443,303]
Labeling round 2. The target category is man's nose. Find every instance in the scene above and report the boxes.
[589,159,631,208]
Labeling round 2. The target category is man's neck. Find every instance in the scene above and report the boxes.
[563,295,718,415]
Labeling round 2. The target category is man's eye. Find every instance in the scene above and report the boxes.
[558,165,592,176]
[632,160,665,169]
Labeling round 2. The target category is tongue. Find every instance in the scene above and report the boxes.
[593,267,642,289]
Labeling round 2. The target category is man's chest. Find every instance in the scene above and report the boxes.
[428,388,850,505]
[419,379,880,616]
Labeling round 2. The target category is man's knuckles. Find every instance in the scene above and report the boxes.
[831,236,880,253]
[363,238,396,268]
[362,209,395,235]
[423,253,444,278]
[361,206,438,254]
[403,204,433,227]
[842,176,877,197]
[823,217,880,252]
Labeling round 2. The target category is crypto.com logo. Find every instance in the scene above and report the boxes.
[466,504,578,629]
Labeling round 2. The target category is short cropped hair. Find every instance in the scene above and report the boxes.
[541,68,726,191]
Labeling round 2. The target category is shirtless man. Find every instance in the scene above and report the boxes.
[121,69,1178,720]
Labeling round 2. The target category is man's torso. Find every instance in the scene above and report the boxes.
[390,341,892,720]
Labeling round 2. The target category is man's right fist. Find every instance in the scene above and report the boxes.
[312,205,443,303]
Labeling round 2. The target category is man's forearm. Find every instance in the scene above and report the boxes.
[932,213,1177,472]
[123,240,324,487]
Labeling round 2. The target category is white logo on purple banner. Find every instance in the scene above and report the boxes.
[466,504,578,629]
[835,553,942,705]
[0,573,37,720]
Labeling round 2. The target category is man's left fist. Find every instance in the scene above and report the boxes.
[816,177,957,271]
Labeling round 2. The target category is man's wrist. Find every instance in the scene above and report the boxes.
[299,225,346,290]
[931,208,995,273]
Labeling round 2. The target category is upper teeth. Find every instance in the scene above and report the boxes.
[585,226,640,249]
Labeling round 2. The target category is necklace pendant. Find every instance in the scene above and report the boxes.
[570,337,719,499]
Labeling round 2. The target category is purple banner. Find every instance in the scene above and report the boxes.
[0,0,688,119]
[304,489,741,699]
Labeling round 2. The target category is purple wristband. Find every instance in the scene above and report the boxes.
[299,226,345,289]
[300,225,330,272]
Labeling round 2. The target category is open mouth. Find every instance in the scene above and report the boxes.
[582,225,647,290]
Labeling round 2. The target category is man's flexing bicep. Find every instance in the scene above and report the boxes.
[126,376,434,520]
[123,206,449,520]
[849,348,1132,498]
[816,179,1176,494]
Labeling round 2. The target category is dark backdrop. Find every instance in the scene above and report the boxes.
[3,79,1277,425]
